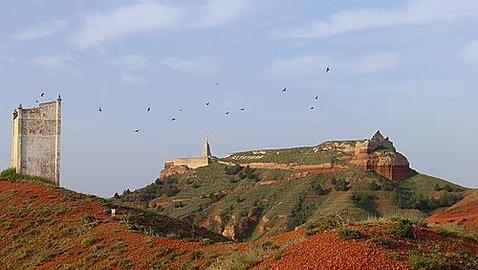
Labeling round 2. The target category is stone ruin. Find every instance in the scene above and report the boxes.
[160,138,215,179]
[10,97,62,185]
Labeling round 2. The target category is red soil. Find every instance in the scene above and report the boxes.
[1,181,477,270]
[256,230,409,270]
[427,190,478,233]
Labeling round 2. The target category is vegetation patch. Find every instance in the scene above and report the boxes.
[338,228,363,240]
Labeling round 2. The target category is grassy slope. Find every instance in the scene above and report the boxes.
[0,179,229,270]
[116,160,470,241]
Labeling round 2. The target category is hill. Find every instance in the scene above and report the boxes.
[113,133,471,241]
[1,179,477,269]
[427,190,478,233]
[0,179,228,269]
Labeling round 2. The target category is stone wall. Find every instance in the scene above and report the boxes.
[166,156,209,169]
[11,98,61,185]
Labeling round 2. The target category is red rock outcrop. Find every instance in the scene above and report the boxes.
[159,162,189,179]
[351,149,410,181]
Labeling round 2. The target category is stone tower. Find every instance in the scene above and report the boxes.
[203,137,212,157]
[11,96,62,185]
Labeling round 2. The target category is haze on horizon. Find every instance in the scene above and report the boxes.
[0,0,477,197]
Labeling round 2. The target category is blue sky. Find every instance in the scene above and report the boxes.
[0,0,477,197]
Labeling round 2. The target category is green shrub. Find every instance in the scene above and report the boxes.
[191,250,204,260]
[82,215,97,225]
[387,251,400,260]
[230,251,260,270]
[369,182,381,191]
[350,191,378,215]
[311,179,329,195]
[225,165,243,175]
[2,220,14,229]
[338,228,363,240]
[306,215,345,236]
[392,219,415,238]
[118,258,133,270]
[370,236,394,248]
[81,237,96,247]
[331,178,349,191]
[408,253,450,270]
[261,241,279,251]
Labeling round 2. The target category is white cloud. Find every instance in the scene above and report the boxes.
[0,56,18,64]
[269,53,400,77]
[268,54,331,77]
[196,0,253,27]
[70,3,184,50]
[352,53,401,74]
[69,1,254,49]
[274,0,478,39]
[161,57,214,75]
[12,20,68,41]
[120,73,147,84]
[463,40,478,62]
[110,54,149,71]
[31,54,74,70]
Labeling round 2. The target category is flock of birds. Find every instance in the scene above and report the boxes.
[33,65,333,133]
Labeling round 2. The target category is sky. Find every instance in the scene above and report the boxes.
[0,0,477,197]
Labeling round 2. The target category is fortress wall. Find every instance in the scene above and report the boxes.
[168,157,208,169]
[11,100,61,185]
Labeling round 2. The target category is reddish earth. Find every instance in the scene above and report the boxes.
[1,180,477,270]
[427,190,478,233]
[256,231,409,270]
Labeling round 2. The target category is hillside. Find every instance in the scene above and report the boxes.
[427,190,478,233]
[0,179,228,269]
[1,179,477,270]
[114,133,471,242]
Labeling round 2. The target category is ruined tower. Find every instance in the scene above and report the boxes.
[203,137,212,157]
[11,96,62,185]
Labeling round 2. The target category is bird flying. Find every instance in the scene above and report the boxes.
[310,106,315,110]
[282,87,287,92]
[133,129,141,133]
[147,107,151,112]
[315,95,319,100]
[98,107,103,112]
[240,108,245,111]
[40,93,45,97]
[171,118,176,122]
[226,111,230,115]
[206,102,211,106]
[326,66,331,73]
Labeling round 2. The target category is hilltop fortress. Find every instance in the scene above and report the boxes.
[10,97,62,185]
[161,131,411,181]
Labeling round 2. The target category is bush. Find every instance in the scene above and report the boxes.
[408,253,450,270]
[392,219,415,238]
[350,192,378,215]
[338,228,363,240]
[381,181,396,191]
[81,237,96,247]
[238,166,260,181]
[230,251,260,270]
[225,165,243,175]
[82,215,97,225]
[311,179,329,195]
[369,182,381,191]
[190,250,204,260]
[331,178,349,191]
[370,237,394,248]
[306,215,346,236]
[261,241,279,251]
